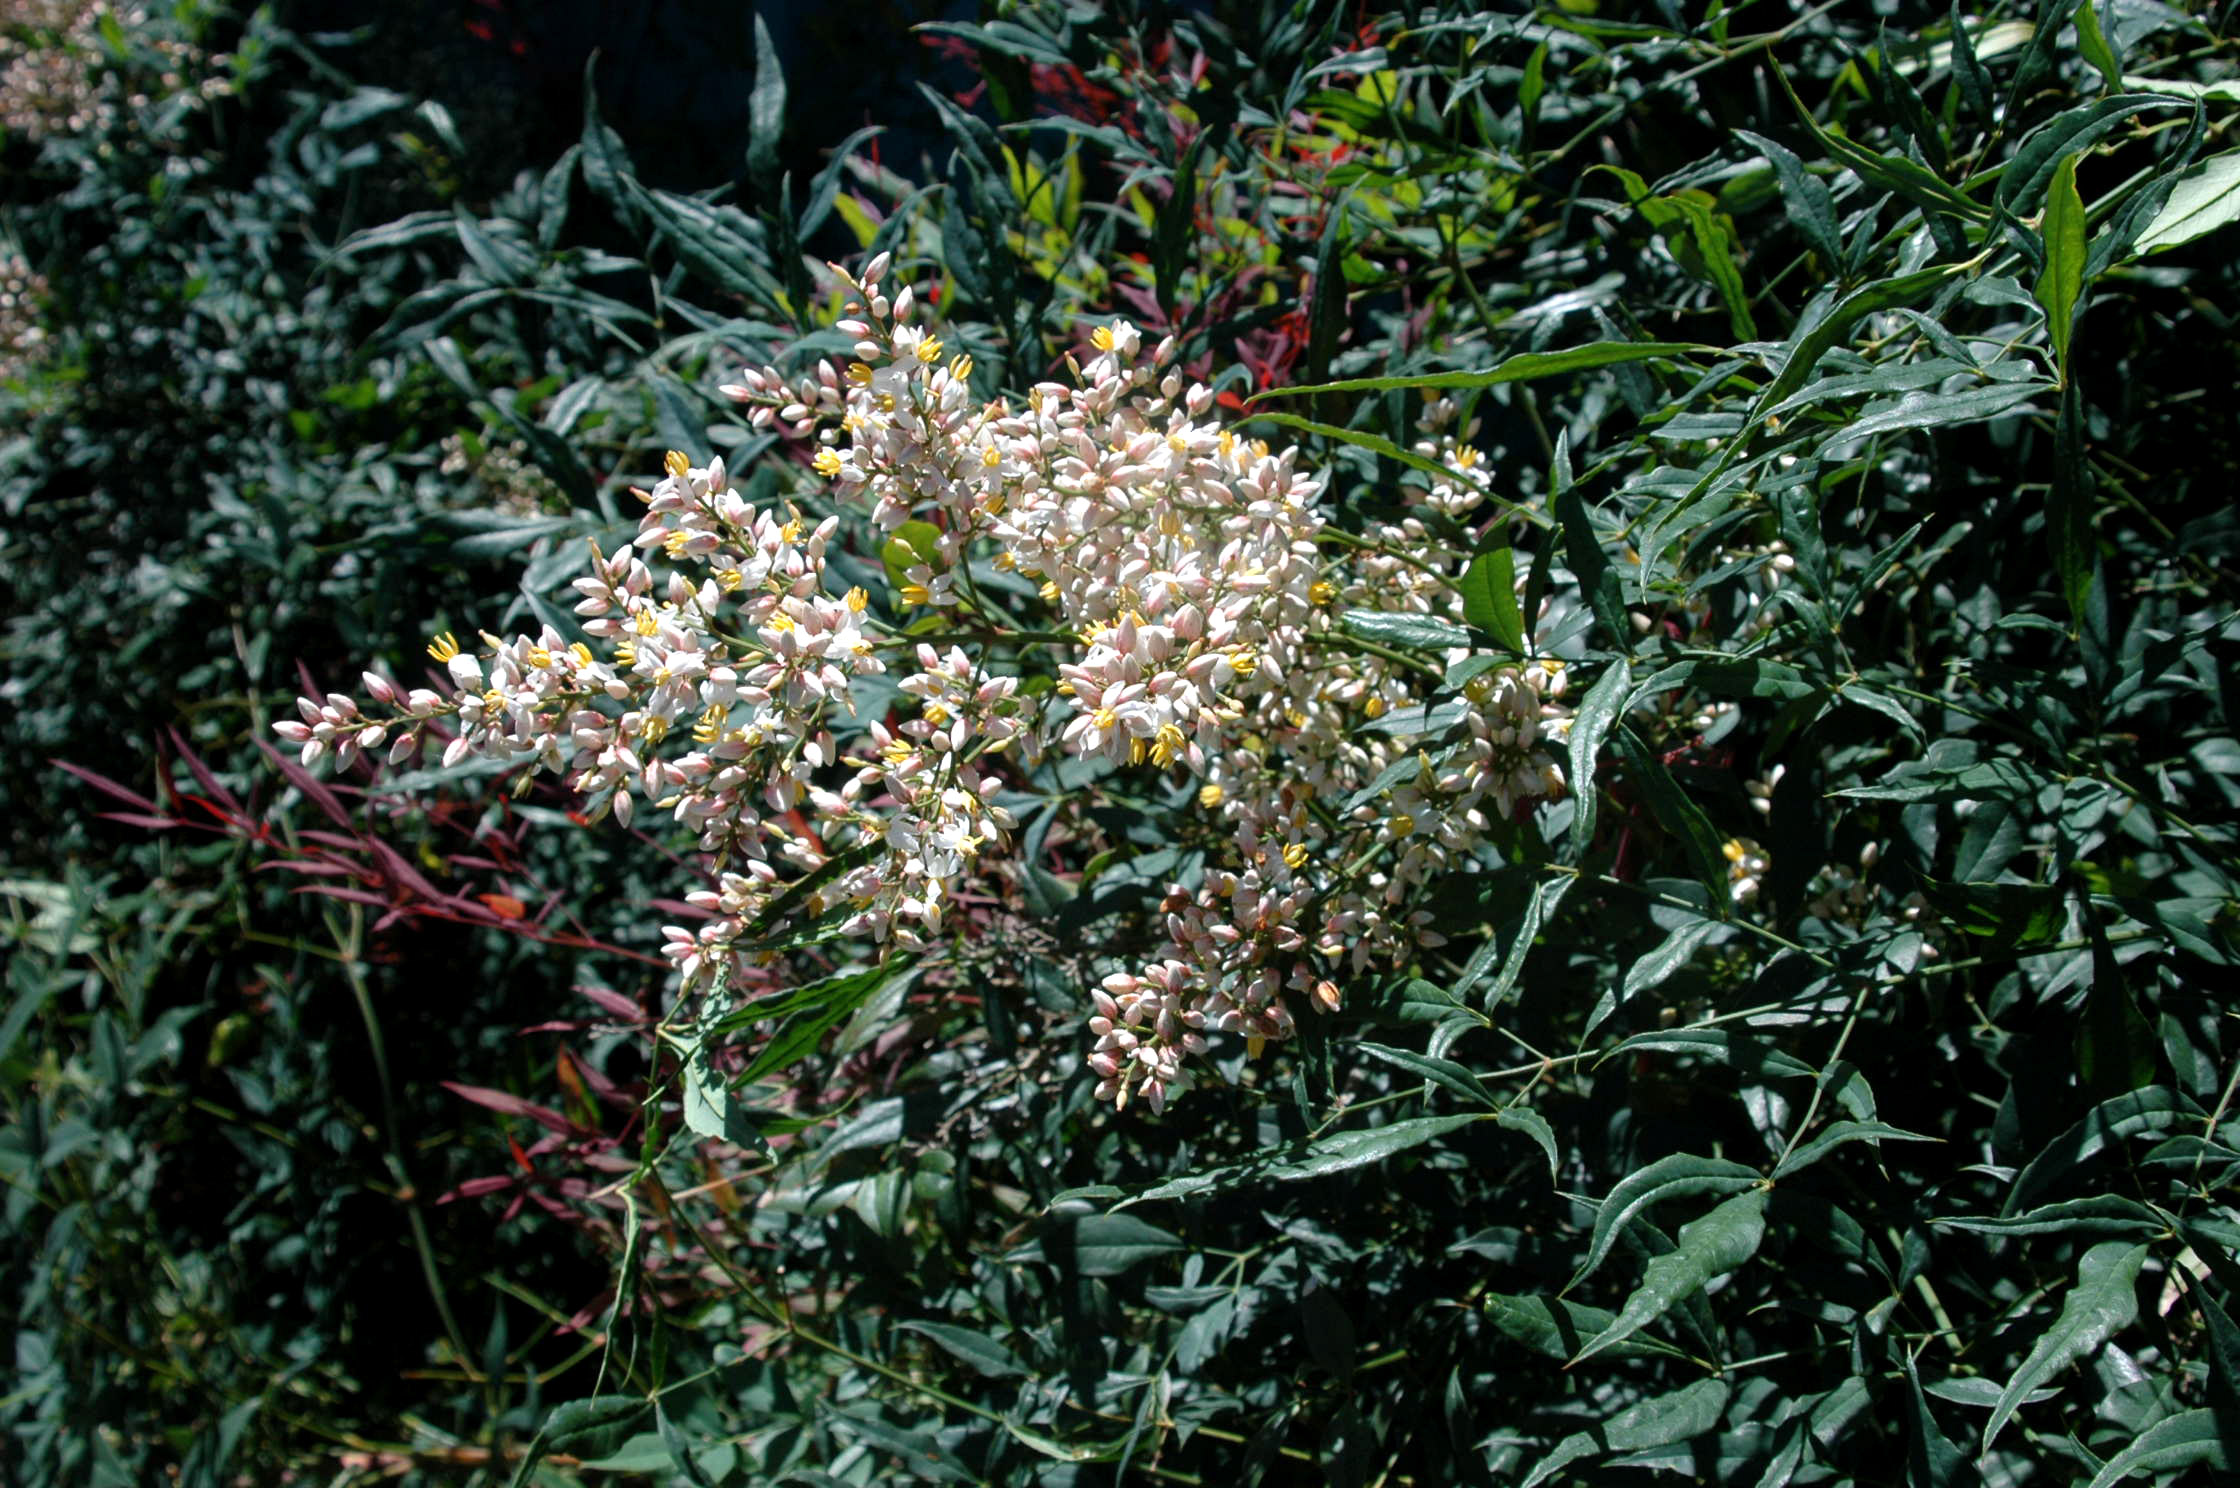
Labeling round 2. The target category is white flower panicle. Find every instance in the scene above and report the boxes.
[280,254,1576,1115]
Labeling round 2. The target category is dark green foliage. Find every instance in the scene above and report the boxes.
[6,1,2240,1484]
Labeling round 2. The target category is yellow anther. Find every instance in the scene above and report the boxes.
[1167,433,1188,453]
[633,609,659,637]
[813,449,844,478]
[425,631,461,663]
[923,702,951,727]
[717,568,745,591]
[780,517,804,545]
[982,445,1003,468]
[1390,813,1416,838]
[614,641,637,667]
[569,642,593,666]
[1229,650,1259,677]
[663,530,692,557]
[1363,694,1387,719]
[1129,736,1148,765]
[527,646,553,669]
[664,450,690,480]
[845,586,869,612]
[1151,723,1186,767]
[1282,842,1311,871]
[915,337,944,364]
[766,611,796,634]
[847,362,874,385]
[1093,706,1118,731]
[642,715,669,745]
[481,688,505,712]
[1309,580,1338,606]
[1038,580,1060,602]
[900,583,933,607]
[948,353,974,381]
[1454,445,1481,470]
[693,705,726,744]
[1198,782,1225,809]
[1723,838,1747,863]
[1091,325,1115,351]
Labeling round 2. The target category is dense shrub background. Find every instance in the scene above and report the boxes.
[4,1,2238,1484]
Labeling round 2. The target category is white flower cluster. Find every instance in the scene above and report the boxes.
[281,255,1576,1114]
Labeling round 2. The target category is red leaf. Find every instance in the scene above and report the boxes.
[54,760,159,812]
[441,1081,580,1137]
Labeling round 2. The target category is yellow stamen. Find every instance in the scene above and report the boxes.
[915,337,944,364]
[846,362,874,385]
[425,631,460,663]
[1091,325,1115,351]
[1198,782,1224,808]
[1282,842,1310,871]
[845,586,869,612]
[664,450,690,480]
[633,610,659,637]
[900,583,933,607]
[1363,695,1387,719]
[813,449,844,478]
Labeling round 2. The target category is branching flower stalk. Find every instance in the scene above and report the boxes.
[278,254,1576,1112]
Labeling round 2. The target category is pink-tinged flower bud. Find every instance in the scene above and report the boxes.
[891,286,913,322]
[836,318,871,337]
[388,733,419,765]
[362,671,398,704]
[862,251,891,287]
[273,720,312,743]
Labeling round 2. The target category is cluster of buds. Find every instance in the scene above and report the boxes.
[282,255,1578,1114]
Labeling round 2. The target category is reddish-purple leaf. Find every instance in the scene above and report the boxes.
[442,1081,580,1136]
[54,759,160,812]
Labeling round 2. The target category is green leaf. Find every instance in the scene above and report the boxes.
[2036,152,2088,383]
[1357,1041,1497,1108]
[1996,95,2187,212]
[1484,1294,1689,1361]
[2083,1409,2233,1488]
[1520,1379,1732,1488]
[745,11,786,187]
[1339,609,1469,651]
[1575,1189,1767,1361]
[2134,148,2240,253]
[898,1320,1028,1379]
[1566,658,1630,857]
[1614,726,1731,905]
[1935,1196,2166,1239]
[1121,1115,1482,1205]
[1736,129,1843,266]
[2071,1,2123,93]
[1774,1119,1941,1178]
[508,1396,651,1488]
[1576,1151,1763,1283]
[1021,1219,1191,1272]
[1754,266,1966,417]
[1983,1240,2148,1449]
[680,1045,765,1154]
[1914,878,2064,943]
[1497,1107,1562,1182]
[1459,547,1524,654]
[2007,1086,2197,1213]
[1603,1029,1818,1082]
[881,519,946,586]
[1250,341,1706,403]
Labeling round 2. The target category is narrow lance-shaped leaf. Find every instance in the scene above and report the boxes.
[1574,1151,1763,1283]
[1574,1188,1767,1361]
[1519,1379,1732,1488]
[2035,152,2087,384]
[1248,341,1707,402]
[1983,1240,2149,1450]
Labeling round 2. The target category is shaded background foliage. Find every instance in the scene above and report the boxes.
[4,0,2239,1484]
